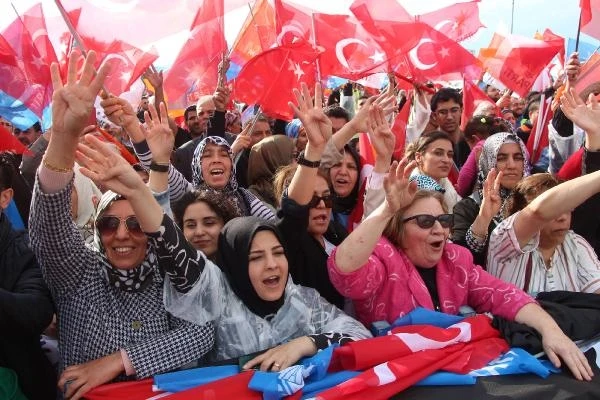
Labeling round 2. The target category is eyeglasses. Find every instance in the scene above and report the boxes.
[96,215,144,236]
[436,107,461,117]
[402,214,454,229]
[308,194,334,208]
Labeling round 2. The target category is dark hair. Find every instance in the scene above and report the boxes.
[327,89,340,106]
[430,88,462,112]
[171,190,240,229]
[184,105,197,121]
[0,151,16,190]
[324,105,350,123]
[405,131,453,161]
[464,115,506,142]
[31,122,42,133]
[505,173,561,217]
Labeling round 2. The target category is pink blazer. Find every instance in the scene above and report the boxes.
[328,237,534,327]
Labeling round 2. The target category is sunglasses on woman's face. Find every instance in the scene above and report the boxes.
[402,214,454,229]
[308,194,334,208]
[96,215,144,236]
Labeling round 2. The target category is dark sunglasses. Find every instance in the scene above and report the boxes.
[308,194,334,208]
[402,214,454,229]
[96,215,144,236]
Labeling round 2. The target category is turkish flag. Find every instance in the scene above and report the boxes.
[580,0,600,41]
[415,0,485,43]
[230,0,276,66]
[314,13,387,80]
[479,33,562,97]
[393,24,482,83]
[541,28,565,67]
[22,4,58,65]
[233,42,321,120]
[164,0,227,102]
[274,0,315,46]
[461,77,495,130]
[0,125,31,155]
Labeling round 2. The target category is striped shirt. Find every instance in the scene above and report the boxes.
[487,213,600,295]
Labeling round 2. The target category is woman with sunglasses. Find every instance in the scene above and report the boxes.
[29,52,215,400]
[328,114,593,381]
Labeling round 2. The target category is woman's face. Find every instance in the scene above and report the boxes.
[296,126,308,152]
[200,142,232,189]
[228,118,242,134]
[182,201,224,258]
[400,197,449,268]
[330,151,358,198]
[495,142,525,190]
[540,212,571,248]
[307,176,332,238]
[248,230,288,301]
[99,200,148,270]
[416,139,454,181]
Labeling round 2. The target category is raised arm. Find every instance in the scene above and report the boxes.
[333,157,417,273]
[143,68,179,136]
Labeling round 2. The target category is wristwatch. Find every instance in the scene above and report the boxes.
[149,161,169,172]
[297,153,321,168]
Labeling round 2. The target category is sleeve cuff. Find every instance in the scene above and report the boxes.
[120,349,136,376]
[367,171,386,190]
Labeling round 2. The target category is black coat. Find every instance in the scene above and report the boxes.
[0,212,56,400]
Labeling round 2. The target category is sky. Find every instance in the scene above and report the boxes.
[0,0,597,68]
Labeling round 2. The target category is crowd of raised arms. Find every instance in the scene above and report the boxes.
[3,46,600,399]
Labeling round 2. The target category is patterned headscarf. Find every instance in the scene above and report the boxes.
[93,191,155,293]
[285,119,302,139]
[474,132,531,220]
[410,175,446,193]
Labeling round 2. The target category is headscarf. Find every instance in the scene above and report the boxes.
[225,110,241,128]
[191,136,248,215]
[73,164,102,242]
[217,216,288,319]
[93,191,155,292]
[247,136,294,206]
[474,132,531,220]
[410,175,446,193]
[331,144,362,215]
[285,119,302,139]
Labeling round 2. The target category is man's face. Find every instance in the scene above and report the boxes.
[511,98,526,116]
[486,86,501,101]
[250,121,272,147]
[0,118,12,133]
[13,126,40,146]
[140,98,149,111]
[433,99,461,135]
[196,98,216,133]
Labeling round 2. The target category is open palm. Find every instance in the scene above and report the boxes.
[383,158,418,214]
[142,102,173,163]
[560,87,600,134]
[289,83,332,150]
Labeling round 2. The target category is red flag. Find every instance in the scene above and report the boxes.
[233,43,321,120]
[394,24,482,82]
[390,94,411,159]
[461,77,495,130]
[230,0,276,66]
[164,0,227,102]
[85,378,162,400]
[526,97,553,165]
[22,4,58,65]
[580,0,600,41]
[0,125,31,155]
[479,33,562,97]
[314,13,387,80]
[575,52,600,99]
[415,0,485,42]
[542,28,565,67]
[274,0,314,46]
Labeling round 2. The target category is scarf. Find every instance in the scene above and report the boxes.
[473,132,531,224]
[93,191,155,292]
[217,216,287,319]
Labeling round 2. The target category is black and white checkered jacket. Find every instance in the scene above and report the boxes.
[29,179,214,379]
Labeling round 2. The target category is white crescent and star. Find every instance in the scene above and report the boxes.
[276,22,305,46]
[434,19,458,35]
[30,29,48,43]
[409,38,437,70]
[335,38,368,71]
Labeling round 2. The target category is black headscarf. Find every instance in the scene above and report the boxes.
[331,144,361,215]
[217,216,287,319]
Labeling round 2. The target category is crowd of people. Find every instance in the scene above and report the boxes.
[2,46,600,400]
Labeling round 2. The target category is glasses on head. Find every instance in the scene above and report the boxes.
[402,214,454,229]
[96,215,144,236]
[308,194,334,208]
[436,107,461,117]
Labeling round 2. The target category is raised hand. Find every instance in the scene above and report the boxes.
[141,102,173,164]
[349,91,397,133]
[368,104,396,163]
[289,82,332,151]
[50,50,109,139]
[143,68,164,89]
[99,96,139,130]
[564,52,580,85]
[560,87,600,135]
[75,134,145,198]
[217,53,230,88]
[383,158,418,215]
[479,168,503,220]
[231,123,252,155]
[213,86,231,112]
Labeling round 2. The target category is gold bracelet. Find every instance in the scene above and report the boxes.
[42,157,73,173]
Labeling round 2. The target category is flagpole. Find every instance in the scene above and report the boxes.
[575,8,582,52]
[510,0,515,34]
[310,13,322,85]
[247,1,265,52]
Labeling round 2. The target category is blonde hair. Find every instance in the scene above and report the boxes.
[383,190,447,248]
[272,163,330,208]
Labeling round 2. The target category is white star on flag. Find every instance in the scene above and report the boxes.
[369,50,385,63]
[120,70,133,83]
[288,59,305,81]
[183,63,204,85]
[30,54,45,70]
[438,47,450,58]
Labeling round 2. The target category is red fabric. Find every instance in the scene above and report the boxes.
[0,126,32,155]
[580,0,600,41]
[84,378,161,400]
[542,28,565,67]
[164,0,227,101]
[97,127,139,165]
[0,17,52,117]
[461,77,495,130]
[393,24,482,83]
[391,94,411,159]
[557,147,585,181]
[233,42,321,120]
[313,13,387,80]
[22,4,58,65]
[230,0,276,66]
[525,99,553,164]
[478,33,562,97]
[415,0,485,43]
[163,370,262,399]
[274,0,314,46]
[575,53,600,96]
